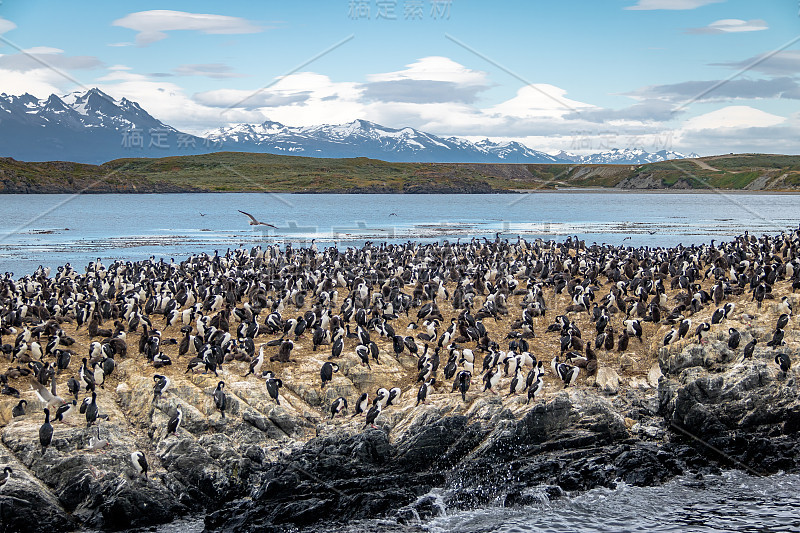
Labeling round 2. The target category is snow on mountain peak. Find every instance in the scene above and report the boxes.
[0,87,701,165]
[196,117,697,164]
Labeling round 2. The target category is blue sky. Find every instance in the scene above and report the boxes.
[0,0,798,155]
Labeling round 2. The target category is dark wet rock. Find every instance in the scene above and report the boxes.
[5,345,799,533]
[0,445,74,533]
[0,420,185,531]
[659,341,800,474]
[205,391,660,531]
[206,342,800,532]
[156,437,238,501]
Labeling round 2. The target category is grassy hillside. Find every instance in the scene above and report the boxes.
[0,152,798,193]
[101,152,524,193]
[517,154,800,190]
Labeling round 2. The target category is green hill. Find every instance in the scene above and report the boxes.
[0,152,798,193]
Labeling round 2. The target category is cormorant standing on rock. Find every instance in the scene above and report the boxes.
[85,392,98,427]
[365,402,381,428]
[552,356,580,388]
[131,451,148,478]
[353,393,369,417]
[743,338,757,359]
[386,387,402,406]
[775,353,791,373]
[213,381,227,418]
[265,375,283,405]
[728,328,740,350]
[527,374,544,404]
[417,378,435,405]
[153,374,170,401]
[330,396,347,419]
[39,408,53,454]
[167,406,183,434]
[320,362,339,388]
[454,370,471,402]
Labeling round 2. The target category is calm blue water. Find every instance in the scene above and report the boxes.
[0,192,798,276]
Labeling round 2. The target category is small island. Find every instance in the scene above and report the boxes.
[0,230,798,532]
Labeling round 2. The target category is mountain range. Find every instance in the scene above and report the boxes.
[0,88,698,165]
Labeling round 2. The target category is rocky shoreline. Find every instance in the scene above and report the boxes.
[0,182,510,195]
[1,233,798,532]
[206,336,800,532]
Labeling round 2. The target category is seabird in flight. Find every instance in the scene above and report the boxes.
[238,210,277,228]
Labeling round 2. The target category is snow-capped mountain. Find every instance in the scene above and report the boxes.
[0,88,697,165]
[0,89,206,163]
[558,148,700,165]
[201,119,564,163]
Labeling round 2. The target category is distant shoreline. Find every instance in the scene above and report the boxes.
[2,188,800,195]
[1,152,798,194]
[513,187,800,195]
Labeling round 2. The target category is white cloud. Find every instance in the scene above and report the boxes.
[674,111,799,155]
[367,56,489,85]
[626,77,800,102]
[94,70,149,83]
[682,105,785,130]
[194,72,361,109]
[711,50,800,77]
[188,59,600,137]
[4,47,793,155]
[0,49,104,72]
[0,68,73,97]
[112,10,263,46]
[262,97,364,128]
[173,63,244,79]
[21,46,64,54]
[92,76,265,133]
[363,56,490,104]
[0,17,16,36]
[363,101,483,133]
[485,84,595,119]
[86,70,364,132]
[686,18,768,34]
[625,0,724,10]
[194,88,311,108]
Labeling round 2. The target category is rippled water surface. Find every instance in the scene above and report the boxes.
[308,472,800,533]
[1,191,798,275]
[425,472,800,532]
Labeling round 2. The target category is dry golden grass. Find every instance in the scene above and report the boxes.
[2,256,793,430]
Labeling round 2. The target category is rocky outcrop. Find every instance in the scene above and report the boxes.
[206,390,636,531]
[2,247,799,533]
[3,317,798,533]
[204,310,800,532]
[658,338,800,474]
[595,367,621,394]
[0,348,679,533]
[0,444,73,532]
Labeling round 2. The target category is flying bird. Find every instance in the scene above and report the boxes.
[238,210,276,228]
